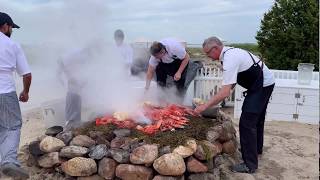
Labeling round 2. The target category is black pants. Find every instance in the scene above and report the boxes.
[239,84,274,170]
[155,60,188,97]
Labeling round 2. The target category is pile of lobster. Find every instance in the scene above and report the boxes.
[95,104,199,135]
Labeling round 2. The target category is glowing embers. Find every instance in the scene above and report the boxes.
[95,104,199,135]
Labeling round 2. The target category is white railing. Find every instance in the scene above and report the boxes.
[193,66,319,106]
[272,69,319,81]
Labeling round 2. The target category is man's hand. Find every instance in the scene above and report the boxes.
[174,72,181,81]
[145,65,154,92]
[19,90,29,102]
[21,73,31,102]
[194,104,208,114]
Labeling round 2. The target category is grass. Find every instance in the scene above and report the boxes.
[186,43,260,59]
[229,43,260,56]
[187,47,207,59]
[73,122,118,136]
[130,116,219,148]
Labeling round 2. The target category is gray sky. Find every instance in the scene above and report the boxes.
[1,0,274,45]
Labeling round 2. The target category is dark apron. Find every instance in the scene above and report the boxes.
[155,55,188,94]
[237,52,265,114]
[222,48,266,113]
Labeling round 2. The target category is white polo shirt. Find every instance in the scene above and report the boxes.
[149,38,186,67]
[220,46,275,87]
[117,43,133,66]
[0,32,31,94]
[58,48,90,93]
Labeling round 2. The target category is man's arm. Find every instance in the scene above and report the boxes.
[194,84,234,113]
[174,53,190,81]
[145,65,155,90]
[19,73,32,102]
[14,43,32,102]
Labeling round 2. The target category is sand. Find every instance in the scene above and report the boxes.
[0,107,318,180]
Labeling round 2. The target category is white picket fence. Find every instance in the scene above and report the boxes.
[193,66,319,106]
[193,66,235,106]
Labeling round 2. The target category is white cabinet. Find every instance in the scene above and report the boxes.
[296,89,319,123]
[234,80,319,124]
[266,87,298,122]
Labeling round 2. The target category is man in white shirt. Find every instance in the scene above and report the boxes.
[57,47,92,129]
[114,29,133,75]
[145,38,190,102]
[195,36,275,173]
[0,12,31,179]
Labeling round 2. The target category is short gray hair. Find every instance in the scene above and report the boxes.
[202,36,223,49]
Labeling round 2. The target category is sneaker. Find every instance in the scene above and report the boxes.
[230,163,255,174]
[1,163,29,179]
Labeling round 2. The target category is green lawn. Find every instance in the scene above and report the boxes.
[187,43,260,59]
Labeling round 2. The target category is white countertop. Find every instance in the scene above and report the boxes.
[275,79,319,89]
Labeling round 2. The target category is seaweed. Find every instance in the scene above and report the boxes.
[74,116,220,148]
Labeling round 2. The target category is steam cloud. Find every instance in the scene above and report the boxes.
[1,0,185,125]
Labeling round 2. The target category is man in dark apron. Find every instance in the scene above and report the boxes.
[145,38,190,103]
[195,36,275,173]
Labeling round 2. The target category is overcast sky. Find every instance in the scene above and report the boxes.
[1,0,275,45]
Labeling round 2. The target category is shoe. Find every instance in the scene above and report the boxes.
[230,163,255,174]
[64,120,81,131]
[1,163,29,179]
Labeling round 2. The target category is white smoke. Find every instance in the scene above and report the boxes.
[1,0,187,126]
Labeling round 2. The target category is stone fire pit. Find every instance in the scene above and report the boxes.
[22,110,241,180]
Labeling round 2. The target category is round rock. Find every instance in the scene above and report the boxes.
[194,141,222,160]
[98,158,117,180]
[222,140,237,154]
[29,140,45,157]
[70,135,96,148]
[159,146,171,156]
[62,157,97,177]
[173,145,194,158]
[89,144,108,160]
[116,164,153,180]
[56,131,73,145]
[130,144,158,164]
[153,175,185,180]
[186,156,208,173]
[60,146,89,158]
[40,136,66,153]
[109,148,130,163]
[153,153,186,176]
[38,152,61,168]
[45,126,63,136]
